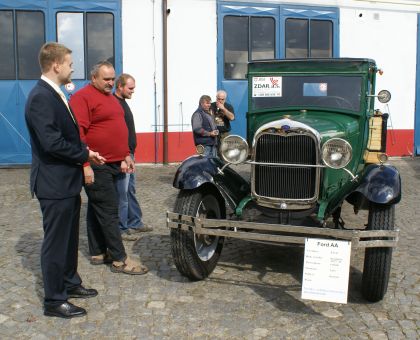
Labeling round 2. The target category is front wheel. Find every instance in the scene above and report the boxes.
[361,204,395,302]
[171,189,224,280]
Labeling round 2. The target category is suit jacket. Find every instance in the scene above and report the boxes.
[25,79,89,199]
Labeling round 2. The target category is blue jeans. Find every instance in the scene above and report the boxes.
[115,170,143,233]
[204,145,217,157]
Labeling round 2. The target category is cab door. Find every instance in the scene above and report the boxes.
[217,2,339,139]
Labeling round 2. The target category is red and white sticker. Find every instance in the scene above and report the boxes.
[252,76,283,97]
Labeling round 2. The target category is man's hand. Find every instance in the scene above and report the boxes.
[84,165,95,185]
[121,155,135,173]
[209,130,219,137]
[215,102,234,121]
[216,101,226,113]
[126,155,135,173]
[88,150,106,165]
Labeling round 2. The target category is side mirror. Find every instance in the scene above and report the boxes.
[377,90,391,103]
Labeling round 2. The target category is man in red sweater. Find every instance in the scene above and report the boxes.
[70,61,148,275]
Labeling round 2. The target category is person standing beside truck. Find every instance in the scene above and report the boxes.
[69,61,148,276]
[210,89,235,143]
[191,95,219,157]
[25,42,105,318]
[113,73,153,241]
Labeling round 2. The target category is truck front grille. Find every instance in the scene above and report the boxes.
[253,133,318,200]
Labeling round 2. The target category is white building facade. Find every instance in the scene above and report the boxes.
[0,0,419,164]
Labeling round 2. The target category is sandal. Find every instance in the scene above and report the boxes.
[110,257,148,275]
[90,253,112,265]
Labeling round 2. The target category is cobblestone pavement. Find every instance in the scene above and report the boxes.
[0,158,419,339]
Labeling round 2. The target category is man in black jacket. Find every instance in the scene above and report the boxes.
[25,42,105,318]
[114,73,153,241]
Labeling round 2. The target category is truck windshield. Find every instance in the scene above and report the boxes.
[251,75,362,112]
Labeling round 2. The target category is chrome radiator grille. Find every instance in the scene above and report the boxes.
[253,133,318,200]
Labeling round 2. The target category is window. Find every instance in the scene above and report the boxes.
[57,13,84,79]
[285,18,332,58]
[0,10,45,80]
[0,11,15,79]
[285,19,308,58]
[224,16,275,80]
[17,11,45,79]
[86,13,114,72]
[57,12,114,79]
[310,20,333,58]
[224,16,248,80]
[251,17,275,61]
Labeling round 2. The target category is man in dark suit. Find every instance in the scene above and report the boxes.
[25,42,105,318]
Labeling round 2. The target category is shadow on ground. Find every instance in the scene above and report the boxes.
[137,232,367,310]
[15,232,44,303]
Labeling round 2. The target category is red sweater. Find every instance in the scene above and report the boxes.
[70,84,129,163]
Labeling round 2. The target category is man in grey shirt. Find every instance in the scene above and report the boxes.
[191,95,219,157]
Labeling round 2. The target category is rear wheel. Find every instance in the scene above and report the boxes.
[361,203,394,302]
[171,189,224,280]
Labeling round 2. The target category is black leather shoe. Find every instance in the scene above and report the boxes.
[44,302,87,318]
[67,285,98,299]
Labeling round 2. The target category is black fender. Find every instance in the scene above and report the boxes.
[173,155,250,211]
[347,164,401,208]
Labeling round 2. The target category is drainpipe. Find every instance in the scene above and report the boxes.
[162,0,169,164]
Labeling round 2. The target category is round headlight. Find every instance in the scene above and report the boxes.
[322,138,352,169]
[220,135,249,164]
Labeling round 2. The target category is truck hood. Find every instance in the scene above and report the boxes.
[253,112,361,142]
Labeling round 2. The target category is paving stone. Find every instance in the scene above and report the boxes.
[320,309,343,318]
[147,301,165,309]
[0,314,9,323]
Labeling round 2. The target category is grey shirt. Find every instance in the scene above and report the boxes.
[191,106,217,137]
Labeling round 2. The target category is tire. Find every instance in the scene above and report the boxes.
[171,189,224,280]
[361,203,395,302]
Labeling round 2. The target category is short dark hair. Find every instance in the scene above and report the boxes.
[38,42,72,73]
[199,95,211,104]
[116,73,135,88]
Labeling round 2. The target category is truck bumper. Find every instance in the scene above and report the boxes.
[167,212,399,249]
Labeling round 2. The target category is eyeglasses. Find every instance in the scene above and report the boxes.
[216,97,226,100]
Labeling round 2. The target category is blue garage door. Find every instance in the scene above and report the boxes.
[217,1,339,140]
[0,0,121,165]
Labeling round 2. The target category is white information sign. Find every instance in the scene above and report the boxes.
[252,76,282,97]
[301,238,351,304]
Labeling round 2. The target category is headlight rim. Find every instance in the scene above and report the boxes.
[220,135,249,164]
[321,137,352,169]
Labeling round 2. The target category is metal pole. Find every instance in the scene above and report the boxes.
[162,0,169,164]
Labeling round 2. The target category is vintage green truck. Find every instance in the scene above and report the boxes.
[168,59,401,302]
